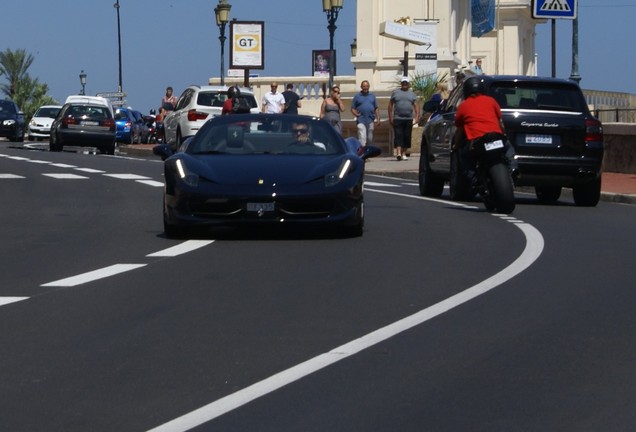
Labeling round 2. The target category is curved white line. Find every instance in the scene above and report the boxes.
[147,191,545,432]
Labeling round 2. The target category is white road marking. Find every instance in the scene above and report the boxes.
[41,264,146,287]
[0,297,29,307]
[0,174,25,179]
[26,159,51,164]
[42,173,89,179]
[147,240,215,257]
[75,167,106,173]
[104,173,151,180]
[147,192,545,432]
[50,163,77,168]
[136,180,164,187]
[364,181,400,187]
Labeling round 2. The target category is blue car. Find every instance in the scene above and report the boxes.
[153,114,382,238]
[114,107,141,144]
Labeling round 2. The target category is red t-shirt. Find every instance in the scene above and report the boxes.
[221,99,233,115]
[454,94,503,140]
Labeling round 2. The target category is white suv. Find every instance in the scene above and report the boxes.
[163,85,258,147]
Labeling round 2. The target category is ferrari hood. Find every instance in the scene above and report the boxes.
[184,154,359,186]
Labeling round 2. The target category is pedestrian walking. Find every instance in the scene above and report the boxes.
[388,76,420,161]
[351,80,380,147]
[261,82,285,114]
[282,83,302,114]
[320,85,345,134]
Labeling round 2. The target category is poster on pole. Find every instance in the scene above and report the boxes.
[312,50,333,77]
[230,21,264,69]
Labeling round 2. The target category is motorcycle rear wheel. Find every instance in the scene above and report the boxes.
[486,163,515,214]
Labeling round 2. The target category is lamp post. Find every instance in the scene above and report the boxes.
[114,0,123,100]
[322,0,343,91]
[569,14,581,84]
[79,70,87,95]
[215,0,232,86]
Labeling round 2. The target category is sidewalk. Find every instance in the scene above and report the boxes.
[121,145,636,205]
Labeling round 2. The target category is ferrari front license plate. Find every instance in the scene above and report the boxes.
[247,202,275,212]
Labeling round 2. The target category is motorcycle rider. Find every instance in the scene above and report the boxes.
[454,75,518,181]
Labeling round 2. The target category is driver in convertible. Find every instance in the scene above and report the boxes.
[453,76,518,181]
[288,122,326,152]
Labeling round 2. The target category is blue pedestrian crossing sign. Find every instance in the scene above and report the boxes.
[532,0,577,19]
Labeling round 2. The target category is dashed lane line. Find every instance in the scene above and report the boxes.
[0,297,29,307]
[41,264,147,287]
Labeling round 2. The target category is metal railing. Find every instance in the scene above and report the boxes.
[593,108,636,124]
[584,89,636,123]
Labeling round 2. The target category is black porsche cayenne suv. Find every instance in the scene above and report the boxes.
[419,75,604,206]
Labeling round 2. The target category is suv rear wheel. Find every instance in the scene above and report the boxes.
[573,178,601,207]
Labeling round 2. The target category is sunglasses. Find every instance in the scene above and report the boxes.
[293,128,309,135]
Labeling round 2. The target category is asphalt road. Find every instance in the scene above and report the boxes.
[1,143,635,432]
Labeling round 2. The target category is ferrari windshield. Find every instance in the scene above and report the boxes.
[188,115,345,156]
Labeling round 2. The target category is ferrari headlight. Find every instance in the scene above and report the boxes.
[325,159,352,187]
[3,120,16,126]
[175,159,199,187]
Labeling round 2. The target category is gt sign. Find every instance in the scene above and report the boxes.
[230,21,264,69]
[532,0,577,19]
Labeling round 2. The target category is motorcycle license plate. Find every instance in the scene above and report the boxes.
[484,139,504,151]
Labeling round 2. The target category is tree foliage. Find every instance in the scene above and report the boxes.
[0,48,58,127]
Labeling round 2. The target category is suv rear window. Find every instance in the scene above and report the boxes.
[197,91,257,109]
[490,82,587,112]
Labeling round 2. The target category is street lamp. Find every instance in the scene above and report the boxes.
[322,0,344,91]
[79,70,87,95]
[215,0,232,86]
[114,0,123,99]
[350,38,357,57]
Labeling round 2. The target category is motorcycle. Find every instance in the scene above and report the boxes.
[451,132,516,214]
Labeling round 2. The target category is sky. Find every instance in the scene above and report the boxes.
[1,0,634,114]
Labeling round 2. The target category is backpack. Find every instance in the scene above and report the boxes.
[232,96,251,114]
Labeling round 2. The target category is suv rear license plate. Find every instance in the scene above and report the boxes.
[484,140,504,151]
[525,134,553,144]
[247,202,275,212]
[81,121,99,126]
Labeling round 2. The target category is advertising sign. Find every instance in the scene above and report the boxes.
[230,21,264,69]
[414,20,438,77]
[312,49,334,77]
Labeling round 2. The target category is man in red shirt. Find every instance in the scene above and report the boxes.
[454,76,518,179]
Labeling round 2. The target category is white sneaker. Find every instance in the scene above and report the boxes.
[402,155,408,161]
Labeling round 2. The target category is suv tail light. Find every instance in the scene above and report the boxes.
[187,109,208,122]
[585,118,603,142]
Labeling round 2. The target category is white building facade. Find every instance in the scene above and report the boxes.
[353,0,542,91]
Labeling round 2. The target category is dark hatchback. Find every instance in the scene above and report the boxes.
[419,75,604,206]
[0,99,25,142]
[50,96,117,155]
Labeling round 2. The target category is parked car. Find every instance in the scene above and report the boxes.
[114,107,142,144]
[28,105,62,141]
[49,96,116,154]
[131,110,150,143]
[153,113,381,238]
[419,75,604,206]
[163,85,259,148]
[0,99,25,142]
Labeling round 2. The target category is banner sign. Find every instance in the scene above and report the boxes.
[230,21,265,69]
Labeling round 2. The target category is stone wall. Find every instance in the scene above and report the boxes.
[602,124,636,174]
